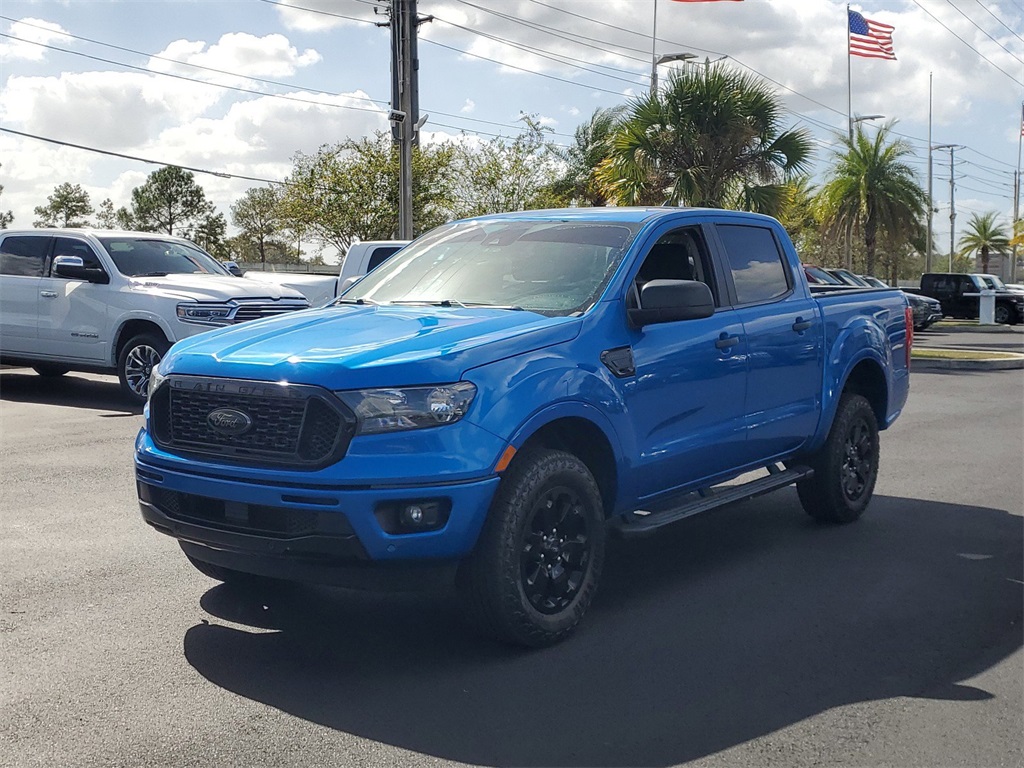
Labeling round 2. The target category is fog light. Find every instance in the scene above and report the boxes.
[375,499,450,534]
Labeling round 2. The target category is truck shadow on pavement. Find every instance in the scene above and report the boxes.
[0,370,139,414]
[184,492,1023,767]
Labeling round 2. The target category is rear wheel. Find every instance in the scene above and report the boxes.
[32,364,69,377]
[117,332,169,404]
[457,448,605,647]
[797,393,879,524]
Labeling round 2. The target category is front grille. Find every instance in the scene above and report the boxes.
[150,376,355,468]
[230,299,309,323]
[143,485,353,538]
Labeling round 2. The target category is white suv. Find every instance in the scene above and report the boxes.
[0,229,309,402]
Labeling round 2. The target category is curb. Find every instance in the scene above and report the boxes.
[911,353,1024,371]
[927,323,1019,334]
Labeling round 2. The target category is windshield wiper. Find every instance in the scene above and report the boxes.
[464,301,524,311]
[134,271,169,277]
[332,297,379,306]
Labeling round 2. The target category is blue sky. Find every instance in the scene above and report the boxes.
[1,0,1022,255]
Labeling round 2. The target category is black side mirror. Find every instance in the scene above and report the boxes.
[221,260,244,277]
[52,255,110,284]
[628,279,715,327]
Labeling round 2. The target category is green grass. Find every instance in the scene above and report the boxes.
[911,348,1023,361]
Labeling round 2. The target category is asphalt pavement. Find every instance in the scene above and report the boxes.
[1,366,1021,768]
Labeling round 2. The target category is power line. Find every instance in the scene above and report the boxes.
[969,0,1024,43]
[939,0,1024,65]
[910,0,1024,86]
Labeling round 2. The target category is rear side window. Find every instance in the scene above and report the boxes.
[0,235,50,277]
[367,246,403,272]
[717,224,790,304]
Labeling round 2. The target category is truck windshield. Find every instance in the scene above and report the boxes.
[97,237,229,277]
[343,219,639,316]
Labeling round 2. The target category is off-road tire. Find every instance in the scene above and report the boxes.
[117,332,169,404]
[797,393,879,524]
[457,448,606,647]
[32,364,70,377]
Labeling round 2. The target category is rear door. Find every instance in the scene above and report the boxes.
[712,221,824,462]
[0,235,50,355]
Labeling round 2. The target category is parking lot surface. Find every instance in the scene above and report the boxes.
[1,365,1021,768]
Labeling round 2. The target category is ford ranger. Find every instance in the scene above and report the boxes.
[135,208,911,646]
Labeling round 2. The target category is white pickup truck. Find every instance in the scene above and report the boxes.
[0,229,309,402]
[242,240,408,306]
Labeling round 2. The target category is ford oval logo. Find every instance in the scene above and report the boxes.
[206,407,252,436]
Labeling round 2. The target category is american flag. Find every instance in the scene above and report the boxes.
[849,10,896,60]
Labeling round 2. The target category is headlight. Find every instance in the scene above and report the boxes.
[176,302,233,325]
[147,363,166,401]
[338,382,477,435]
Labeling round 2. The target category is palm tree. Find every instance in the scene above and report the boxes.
[597,64,812,215]
[959,212,1010,274]
[553,106,625,207]
[818,123,926,276]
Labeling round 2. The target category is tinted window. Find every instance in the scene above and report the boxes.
[717,224,790,304]
[50,237,104,275]
[632,227,717,308]
[0,235,49,277]
[366,246,403,272]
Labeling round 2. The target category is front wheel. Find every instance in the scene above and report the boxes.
[117,332,169,404]
[457,448,605,647]
[797,393,879,524]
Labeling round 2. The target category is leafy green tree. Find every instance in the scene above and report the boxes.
[224,234,297,264]
[129,166,211,235]
[33,182,94,228]
[552,106,625,207]
[449,116,567,218]
[958,211,1009,274]
[818,122,926,276]
[280,132,455,253]
[0,164,13,228]
[599,65,812,213]
[231,186,283,266]
[189,210,228,259]
[777,176,824,261]
[95,198,119,229]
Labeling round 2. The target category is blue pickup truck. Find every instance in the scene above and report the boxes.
[136,207,911,646]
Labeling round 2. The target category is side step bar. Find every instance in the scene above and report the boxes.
[611,464,814,537]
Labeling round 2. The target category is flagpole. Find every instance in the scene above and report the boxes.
[1013,102,1022,282]
[845,4,853,270]
[650,0,659,92]
[926,72,933,274]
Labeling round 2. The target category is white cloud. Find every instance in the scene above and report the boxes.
[272,0,362,32]
[149,33,321,83]
[0,17,72,61]
[460,99,476,114]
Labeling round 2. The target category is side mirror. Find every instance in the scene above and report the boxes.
[338,275,362,294]
[628,279,715,327]
[221,260,243,277]
[52,255,110,284]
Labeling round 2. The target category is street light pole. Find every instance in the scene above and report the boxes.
[651,52,696,92]
[933,143,964,272]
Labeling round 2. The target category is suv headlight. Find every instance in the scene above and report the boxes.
[338,382,477,435]
[176,302,233,325]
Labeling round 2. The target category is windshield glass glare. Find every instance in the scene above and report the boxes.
[344,219,639,316]
[98,237,228,277]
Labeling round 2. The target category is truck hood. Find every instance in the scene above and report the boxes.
[128,273,306,302]
[160,304,581,388]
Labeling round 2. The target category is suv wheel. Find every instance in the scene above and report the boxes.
[117,332,169,404]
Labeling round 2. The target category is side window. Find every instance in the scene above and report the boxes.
[49,237,104,276]
[0,235,49,277]
[632,226,717,308]
[717,224,790,305]
[366,246,402,272]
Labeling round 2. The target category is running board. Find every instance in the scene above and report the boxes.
[611,464,814,537]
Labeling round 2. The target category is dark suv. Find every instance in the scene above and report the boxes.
[914,273,1023,325]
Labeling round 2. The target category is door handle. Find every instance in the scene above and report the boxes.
[792,318,812,333]
[40,291,58,299]
[715,333,740,350]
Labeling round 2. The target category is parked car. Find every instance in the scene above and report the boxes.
[907,273,1024,325]
[905,293,943,331]
[244,240,409,306]
[0,229,310,401]
[803,265,846,285]
[136,207,911,646]
[825,268,872,287]
[859,275,889,288]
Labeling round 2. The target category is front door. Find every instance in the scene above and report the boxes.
[37,236,111,362]
[618,225,749,501]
